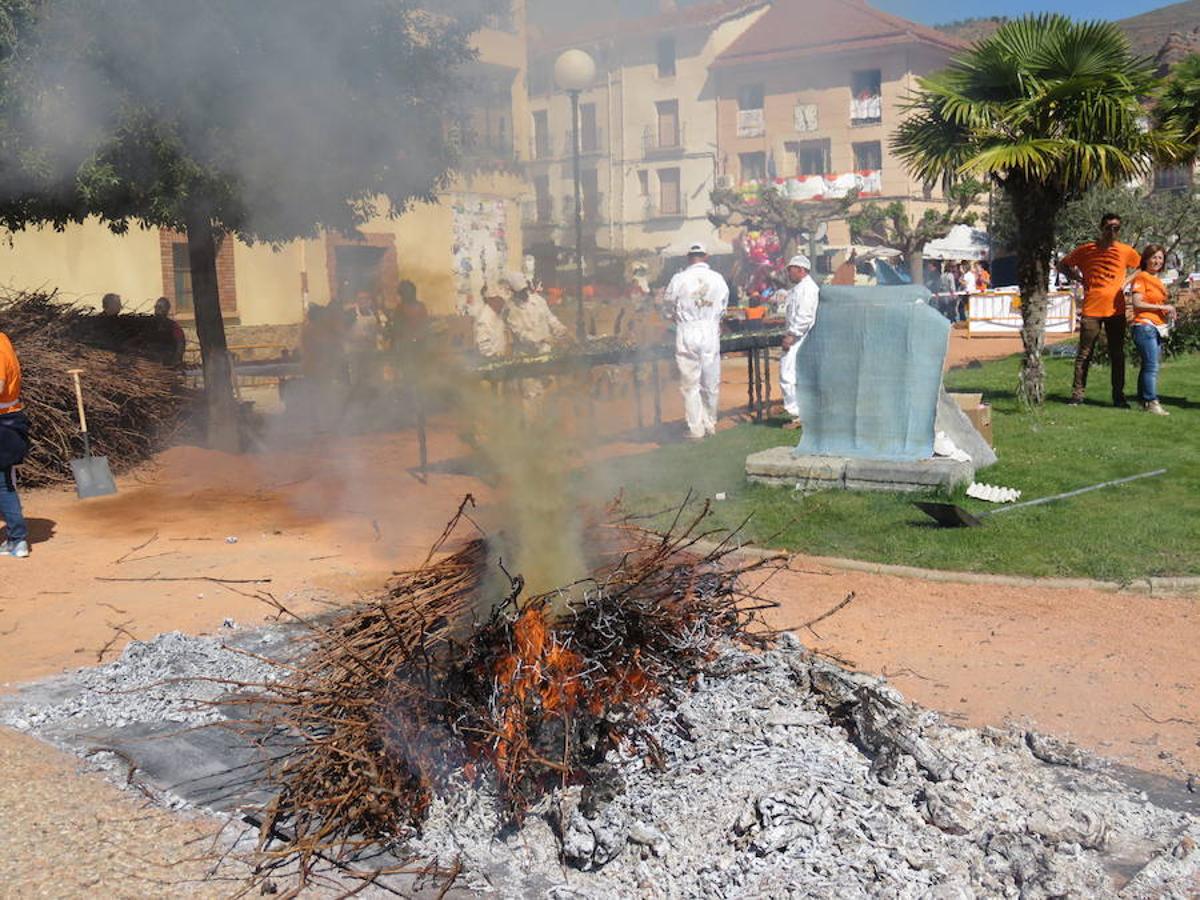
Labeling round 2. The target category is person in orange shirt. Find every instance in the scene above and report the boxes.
[0,330,30,558]
[1129,244,1177,416]
[1058,212,1142,407]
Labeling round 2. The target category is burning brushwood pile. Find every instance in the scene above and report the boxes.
[0,290,190,486]
[229,498,781,891]
[205,500,1200,898]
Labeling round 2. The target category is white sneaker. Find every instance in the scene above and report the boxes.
[1,540,28,558]
[1144,400,1170,416]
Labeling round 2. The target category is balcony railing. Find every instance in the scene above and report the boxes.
[850,95,882,125]
[736,108,765,138]
[450,128,516,163]
[737,170,882,201]
[643,123,687,156]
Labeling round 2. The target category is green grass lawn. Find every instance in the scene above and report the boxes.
[594,353,1200,582]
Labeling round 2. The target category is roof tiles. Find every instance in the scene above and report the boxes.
[713,0,966,68]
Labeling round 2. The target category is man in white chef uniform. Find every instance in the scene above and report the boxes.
[779,254,820,430]
[664,243,730,440]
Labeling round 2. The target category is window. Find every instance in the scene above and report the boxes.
[638,170,650,196]
[534,174,553,222]
[656,100,680,149]
[172,244,194,313]
[736,83,765,137]
[786,139,830,177]
[853,141,882,171]
[581,169,601,221]
[658,168,681,216]
[533,110,551,159]
[1155,165,1192,192]
[739,151,766,183]
[851,69,882,124]
[580,103,598,153]
[737,83,764,111]
[656,36,676,78]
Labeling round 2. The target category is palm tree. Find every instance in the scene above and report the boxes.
[1159,53,1200,144]
[894,16,1182,404]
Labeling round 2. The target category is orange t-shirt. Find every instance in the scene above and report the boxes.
[0,332,22,415]
[1130,272,1169,327]
[1061,241,1142,317]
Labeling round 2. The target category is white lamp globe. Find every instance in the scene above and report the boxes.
[554,49,596,92]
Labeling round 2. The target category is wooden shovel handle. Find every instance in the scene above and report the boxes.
[67,369,88,435]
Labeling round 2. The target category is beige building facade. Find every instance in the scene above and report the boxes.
[524,0,768,280]
[0,3,532,328]
[711,0,964,269]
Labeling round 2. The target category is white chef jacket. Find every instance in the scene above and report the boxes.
[664,262,730,323]
[505,292,568,354]
[472,302,509,358]
[784,274,820,342]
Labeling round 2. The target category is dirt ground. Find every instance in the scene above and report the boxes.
[2,330,1195,894]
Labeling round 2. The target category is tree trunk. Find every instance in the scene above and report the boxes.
[185,208,240,452]
[908,250,924,286]
[1008,182,1060,406]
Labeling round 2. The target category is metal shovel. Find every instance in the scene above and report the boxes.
[914,468,1167,528]
[67,368,117,499]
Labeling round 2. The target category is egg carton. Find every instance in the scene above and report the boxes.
[966,482,1021,503]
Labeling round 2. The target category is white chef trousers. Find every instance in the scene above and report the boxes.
[779,341,801,419]
[675,320,721,438]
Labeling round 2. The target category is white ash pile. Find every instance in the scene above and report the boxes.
[1,630,282,733]
[411,634,1200,898]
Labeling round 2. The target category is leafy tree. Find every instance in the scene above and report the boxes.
[708,185,851,265]
[847,179,984,283]
[893,15,1182,405]
[0,0,494,450]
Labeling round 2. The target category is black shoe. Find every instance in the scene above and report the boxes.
[1067,396,1083,406]
[1113,399,1131,409]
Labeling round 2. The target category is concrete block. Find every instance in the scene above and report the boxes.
[745,447,974,494]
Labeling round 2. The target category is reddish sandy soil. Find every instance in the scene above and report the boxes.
[1,330,1194,789]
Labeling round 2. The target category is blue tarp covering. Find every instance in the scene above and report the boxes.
[794,285,950,462]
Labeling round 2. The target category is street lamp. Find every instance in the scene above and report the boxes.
[555,48,596,341]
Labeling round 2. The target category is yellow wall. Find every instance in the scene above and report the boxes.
[0,220,161,311]
[232,239,326,327]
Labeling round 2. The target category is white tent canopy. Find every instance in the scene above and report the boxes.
[922,224,990,262]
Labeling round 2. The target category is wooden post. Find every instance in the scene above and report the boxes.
[632,363,644,430]
[651,359,662,426]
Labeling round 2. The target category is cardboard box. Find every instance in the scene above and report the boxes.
[949,392,993,447]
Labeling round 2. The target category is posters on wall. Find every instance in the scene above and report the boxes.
[451,194,509,314]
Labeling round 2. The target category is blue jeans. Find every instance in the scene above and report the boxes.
[1132,323,1162,403]
[0,466,25,543]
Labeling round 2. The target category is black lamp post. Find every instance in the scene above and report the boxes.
[554,49,596,342]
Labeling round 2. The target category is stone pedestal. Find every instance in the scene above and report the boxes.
[745,446,973,493]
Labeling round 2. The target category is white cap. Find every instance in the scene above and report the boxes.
[503,271,529,292]
[787,254,811,270]
[687,242,707,256]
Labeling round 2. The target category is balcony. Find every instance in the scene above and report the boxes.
[736,170,882,202]
[565,127,605,157]
[644,194,688,221]
[643,123,687,157]
[736,108,765,139]
[450,127,519,171]
[850,95,882,126]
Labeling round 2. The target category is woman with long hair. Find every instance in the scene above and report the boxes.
[1129,244,1176,416]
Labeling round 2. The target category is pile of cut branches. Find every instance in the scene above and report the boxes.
[0,290,190,486]
[228,498,781,893]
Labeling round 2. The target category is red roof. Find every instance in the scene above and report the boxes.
[713,0,966,68]
[533,0,768,54]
